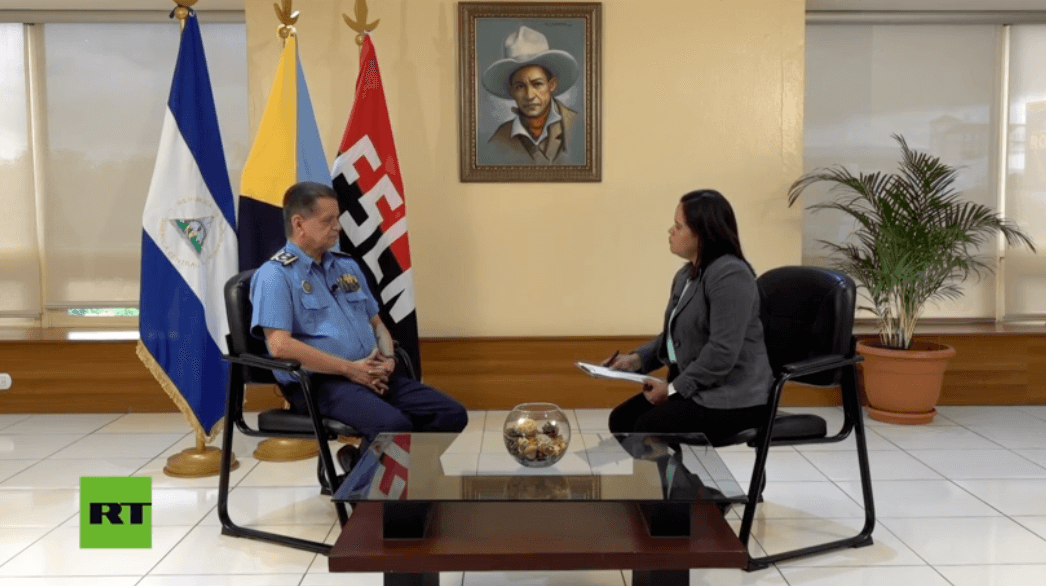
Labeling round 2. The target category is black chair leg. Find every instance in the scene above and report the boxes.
[742,363,875,570]
[846,365,876,548]
[299,376,349,527]
[216,368,242,540]
[216,371,344,554]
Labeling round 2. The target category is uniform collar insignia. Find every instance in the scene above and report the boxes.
[270,250,298,266]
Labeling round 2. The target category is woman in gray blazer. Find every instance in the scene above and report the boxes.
[605,190,774,444]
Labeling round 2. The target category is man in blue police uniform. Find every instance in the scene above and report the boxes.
[250,181,468,491]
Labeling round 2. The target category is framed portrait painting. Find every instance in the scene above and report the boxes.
[459,2,602,182]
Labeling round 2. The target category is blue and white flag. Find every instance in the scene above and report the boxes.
[137,14,237,442]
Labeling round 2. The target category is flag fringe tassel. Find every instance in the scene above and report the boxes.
[135,340,224,445]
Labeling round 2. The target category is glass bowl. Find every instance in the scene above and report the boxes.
[503,402,571,468]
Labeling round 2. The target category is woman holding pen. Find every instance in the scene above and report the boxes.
[601,190,774,445]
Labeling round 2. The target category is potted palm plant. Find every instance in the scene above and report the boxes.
[788,135,1035,424]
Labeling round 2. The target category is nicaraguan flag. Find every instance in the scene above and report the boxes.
[238,33,331,271]
[137,13,237,441]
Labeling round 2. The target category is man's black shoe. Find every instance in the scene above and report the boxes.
[337,443,362,472]
[318,444,361,496]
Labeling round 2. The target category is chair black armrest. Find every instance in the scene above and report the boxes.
[223,353,302,373]
[393,342,418,381]
[781,354,863,378]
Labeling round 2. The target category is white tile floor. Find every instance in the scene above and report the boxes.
[2,406,1046,585]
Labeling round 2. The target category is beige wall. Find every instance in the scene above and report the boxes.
[245,0,805,338]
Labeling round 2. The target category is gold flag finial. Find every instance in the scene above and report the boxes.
[172,0,198,31]
[274,0,300,41]
[343,0,380,46]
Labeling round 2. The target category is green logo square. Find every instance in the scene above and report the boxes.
[80,476,152,549]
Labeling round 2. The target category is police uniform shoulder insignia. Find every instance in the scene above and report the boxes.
[270,250,298,266]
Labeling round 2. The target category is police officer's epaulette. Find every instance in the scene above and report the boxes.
[329,250,354,258]
[269,250,298,266]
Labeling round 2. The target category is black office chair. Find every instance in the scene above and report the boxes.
[714,266,875,571]
[216,269,415,554]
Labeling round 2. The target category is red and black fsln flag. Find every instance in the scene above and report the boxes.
[331,35,421,377]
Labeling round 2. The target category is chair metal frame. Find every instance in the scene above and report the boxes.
[736,341,875,570]
[726,266,877,571]
[216,268,363,555]
[216,353,348,555]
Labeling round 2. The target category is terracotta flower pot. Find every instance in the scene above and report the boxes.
[856,339,956,425]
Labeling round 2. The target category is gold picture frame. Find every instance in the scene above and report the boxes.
[459,2,602,182]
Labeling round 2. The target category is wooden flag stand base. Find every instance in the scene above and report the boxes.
[164,435,238,478]
[253,438,319,462]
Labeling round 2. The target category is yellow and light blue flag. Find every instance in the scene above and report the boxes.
[137,13,237,441]
[238,34,331,270]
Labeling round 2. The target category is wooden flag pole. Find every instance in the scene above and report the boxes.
[161,0,238,479]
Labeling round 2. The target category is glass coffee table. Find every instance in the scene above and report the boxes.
[330,431,751,586]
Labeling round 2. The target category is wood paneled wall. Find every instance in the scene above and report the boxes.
[0,330,284,414]
[418,337,849,409]
[0,328,1042,414]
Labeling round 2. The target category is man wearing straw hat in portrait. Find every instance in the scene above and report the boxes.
[480,25,583,165]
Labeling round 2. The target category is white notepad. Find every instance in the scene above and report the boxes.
[575,361,663,384]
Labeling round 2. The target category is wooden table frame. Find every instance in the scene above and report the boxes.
[329,500,748,585]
